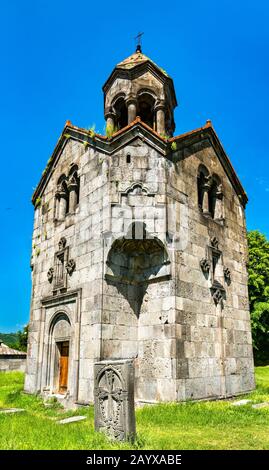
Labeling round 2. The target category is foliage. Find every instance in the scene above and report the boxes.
[34,197,42,208]
[16,325,28,352]
[0,326,28,352]
[247,230,269,364]
[0,368,269,449]
[105,123,118,138]
[0,332,19,349]
[88,125,96,139]
[171,141,177,151]
[160,132,170,141]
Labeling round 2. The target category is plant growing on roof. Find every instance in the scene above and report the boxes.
[105,122,118,138]
[160,132,170,141]
[35,248,40,257]
[88,124,96,139]
[35,197,42,208]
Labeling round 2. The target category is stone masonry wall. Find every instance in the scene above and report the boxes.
[25,131,255,404]
[0,357,26,372]
[171,139,255,400]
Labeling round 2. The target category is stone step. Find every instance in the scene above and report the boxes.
[0,408,25,414]
[231,399,252,406]
[57,416,86,424]
[252,402,269,409]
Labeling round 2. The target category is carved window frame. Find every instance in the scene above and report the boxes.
[53,246,69,292]
[207,238,226,305]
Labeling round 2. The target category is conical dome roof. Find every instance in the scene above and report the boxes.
[116,50,169,77]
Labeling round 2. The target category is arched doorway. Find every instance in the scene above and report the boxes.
[48,313,71,394]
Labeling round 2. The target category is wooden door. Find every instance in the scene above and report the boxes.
[58,341,69,393]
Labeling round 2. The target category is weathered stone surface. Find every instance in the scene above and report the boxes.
[0,408,25,413]
[57,416,86,424]
[231,399,251,406]
[252,402,269,409]
[94,360,135,441]
[0,341,27,372]
[25,48,255,408]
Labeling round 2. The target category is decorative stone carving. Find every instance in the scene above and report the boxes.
[224,266,231,283]
[210,237,219,249]
[56,181,68,199]
[212,289,223,305]
[58,237,67,251]
[47,267,54,283]
[94,360,135,441]
[200,258,210,274]
[211,280,225,305]
[66,259,76,275]
[68,173,79,188]
[216,183,223,199]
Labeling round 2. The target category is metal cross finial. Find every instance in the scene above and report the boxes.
[135,32,144,53]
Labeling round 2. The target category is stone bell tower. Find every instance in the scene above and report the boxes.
[103,45,177,136]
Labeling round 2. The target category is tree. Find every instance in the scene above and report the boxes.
[14,325,28,352]
[247,230,269,364]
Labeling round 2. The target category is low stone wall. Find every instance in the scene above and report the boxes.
[0,356,27,372]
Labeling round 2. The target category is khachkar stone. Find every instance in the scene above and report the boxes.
[94,360,136,441]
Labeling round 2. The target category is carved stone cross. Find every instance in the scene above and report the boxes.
[99,370,124,409]
[94,360,136,441]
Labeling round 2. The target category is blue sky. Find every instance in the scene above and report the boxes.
[0,0,268,332]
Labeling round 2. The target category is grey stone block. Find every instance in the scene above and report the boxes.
[58,416,86,424]
[94,359,136,441]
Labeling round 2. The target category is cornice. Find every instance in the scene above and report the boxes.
[32,119,247,208]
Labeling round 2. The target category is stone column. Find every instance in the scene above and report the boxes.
[106,115,114,129]
[54,195,60,220]
[214,185,223,220]
[58,191,68,219]
[68,179,79,213]
[105,108,117,134]
[202,177,211,215]
[126,95,137,124]
[155,101,166,135]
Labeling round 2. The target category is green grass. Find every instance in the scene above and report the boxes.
[0,367,269,450]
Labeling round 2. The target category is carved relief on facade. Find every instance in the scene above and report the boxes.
[47,267,54,283]
[94,360,135,441]
[66,259,76,275]
[200,258,210,274]
[47,237,76,292]
[224,266,231,283]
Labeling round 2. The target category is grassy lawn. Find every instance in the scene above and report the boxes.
[0,367,269,450]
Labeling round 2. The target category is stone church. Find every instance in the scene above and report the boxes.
[25,46,255,406]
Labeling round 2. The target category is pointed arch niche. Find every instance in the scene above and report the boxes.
[105,222,171,286]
